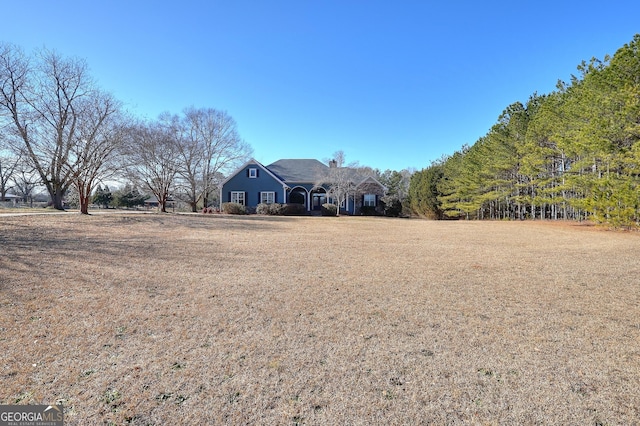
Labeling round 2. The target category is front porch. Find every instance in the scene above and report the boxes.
[286,186,356,214]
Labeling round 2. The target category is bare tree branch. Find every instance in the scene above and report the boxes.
[124,120,180,213]
[175,107,252,211]
[0,43,111,210]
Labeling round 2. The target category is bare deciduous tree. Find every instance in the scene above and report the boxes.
[175,107,252,211]
[12,160,41,206]
[125,120,180,213]
[318,150,358,215]
[0,151,21,200]
[70,93,126,214]
[0,43,122,211]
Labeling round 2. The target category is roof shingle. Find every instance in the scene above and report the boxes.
[266,159,329,182]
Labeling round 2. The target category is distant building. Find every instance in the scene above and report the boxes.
[144,195,175,210]
[0,193,21,206]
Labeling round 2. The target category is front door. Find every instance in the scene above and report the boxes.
[312,193,326,210]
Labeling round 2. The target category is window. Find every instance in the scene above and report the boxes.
[231,191,245,205]
[363,194,376,207]
[260,191,275,204]
[248,168,257,178]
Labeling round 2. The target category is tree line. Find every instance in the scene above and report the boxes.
[409,34,640,227]
[0,43,251,214]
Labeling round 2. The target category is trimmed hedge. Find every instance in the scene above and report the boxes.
[257,203,308,216]
[383,199,403,217]
[256,203,282,215]
[283,203,307,216]
[359,205,378,216]
[321,203,338,216]
[222,202,246,215]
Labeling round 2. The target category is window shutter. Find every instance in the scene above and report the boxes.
[246,169,249,177]
[228,191,231,202]
[274,192,277,203]
[258,192,261,204]
[256,169,259,178]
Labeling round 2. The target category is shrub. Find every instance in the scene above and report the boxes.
[282,203,308,216]
[270,203,287,215]
[222,202,246,215]
[321,203,337,216]
[359,205,378,216]
[256,203,271,215]
[256,203,279,215]
[257,203,305,216]
[384,199,403,217]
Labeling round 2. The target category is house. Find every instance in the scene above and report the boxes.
[0,193,21,206]
[144,195,176,210]
[220,158,386,214]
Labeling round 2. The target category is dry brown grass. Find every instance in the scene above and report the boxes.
[1,213,639,425]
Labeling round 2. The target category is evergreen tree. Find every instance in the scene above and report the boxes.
[379,169,412,217]
[114,184,145,209]
[93,185,113,209]
[425,34,640,227]
[409,163,444,219]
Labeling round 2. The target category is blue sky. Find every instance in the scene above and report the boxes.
[4,1,639,171]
